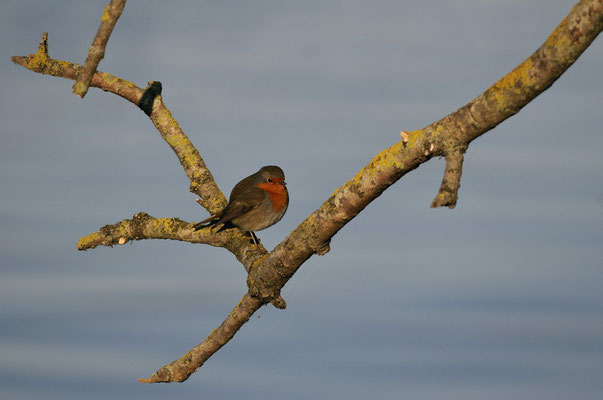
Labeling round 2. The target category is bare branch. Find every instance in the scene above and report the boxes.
[12,33,143,107]
[139,293,263,383]
[431,146,466,209]
[73,0,127,98]
[77,212,207,250]
[145,86,227,212]
[77,212,264,270]
[12,33,227,214]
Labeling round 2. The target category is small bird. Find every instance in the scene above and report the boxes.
[192,165,289,247]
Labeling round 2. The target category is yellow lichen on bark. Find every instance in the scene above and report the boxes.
[101,72,118,84]
[487,56,536,112]
[154,99,183,131]
[26,49,49,72]
[150,217,179,234]
[372,142,406,171]
[403,129,423,149]
[545,8,572,52]
[72,81,87,94]
[77,231,104,250]
[101,4,112,22]
[494,57,534,94]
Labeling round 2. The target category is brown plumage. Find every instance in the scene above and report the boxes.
[193,166,289,246]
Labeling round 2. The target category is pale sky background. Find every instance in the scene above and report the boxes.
[2,1,602,399]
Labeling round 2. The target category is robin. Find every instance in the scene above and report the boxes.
[192,165,289,247]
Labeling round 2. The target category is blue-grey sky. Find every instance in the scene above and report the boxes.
[2,1,602,399]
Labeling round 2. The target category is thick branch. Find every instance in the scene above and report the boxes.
[139,293,263,383]
[259,0,602,283]
[12,33,226,214]
[72,0,127,98]
[146,89,227,212]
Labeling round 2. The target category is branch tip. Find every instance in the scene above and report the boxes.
[270,295,287,309]
[38,32,49,56]
[315,241,331,256]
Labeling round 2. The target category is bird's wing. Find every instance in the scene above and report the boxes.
[216,186,265,225]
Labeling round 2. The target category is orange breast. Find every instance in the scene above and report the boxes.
[257,182,288,212]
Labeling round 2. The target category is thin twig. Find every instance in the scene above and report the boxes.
[431,147,466,208]
[73,0,127,98]
[77,212,208,250]
[12,34,227,213]
[12,33,142,105]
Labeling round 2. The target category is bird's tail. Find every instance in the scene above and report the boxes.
[192,214,219,231]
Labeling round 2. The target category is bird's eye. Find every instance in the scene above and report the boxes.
[267,178,273,183]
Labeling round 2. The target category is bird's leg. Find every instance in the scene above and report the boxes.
[249,231,261,249]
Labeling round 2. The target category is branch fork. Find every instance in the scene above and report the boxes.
[72,0,127,98]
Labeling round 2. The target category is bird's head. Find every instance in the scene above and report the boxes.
[256,165,287,190]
